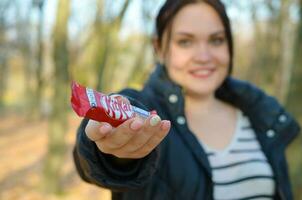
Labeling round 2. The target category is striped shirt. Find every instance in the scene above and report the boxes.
[200,110,275,200]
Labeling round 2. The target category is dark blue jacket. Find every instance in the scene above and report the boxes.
[73,65,300,200]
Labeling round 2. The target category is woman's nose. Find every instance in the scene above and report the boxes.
[193,43,211,63]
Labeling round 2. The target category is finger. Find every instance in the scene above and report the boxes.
[142,114,162,134]
[121,115,163,153]
[102,117,144,149]
[133,120,171,157]
[85,120,112,141]
[149,115,161,127]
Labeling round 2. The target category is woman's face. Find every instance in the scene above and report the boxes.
[158,2,230,98]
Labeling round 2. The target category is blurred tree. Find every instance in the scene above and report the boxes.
[126,0,154,87]
[0,1,12,111]
[247,1,281,90]
[275,0,296,104]
[94,0,132,93]
[287,1,302,199]
[16,2,36,117]
[242,0,297,103]
[43,0,70,194]
[69,0,133,94]
[288,0,302,117]
[31,0,46,118]
[18,0,46,119]
[247,2,262,82]
[0,2,9,110]
[92,0,110,91]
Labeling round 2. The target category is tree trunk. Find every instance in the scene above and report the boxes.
[0,2,10,109]
[288,0,302,116]
[0,14,7,110]
[276,0,295,104]
[0,54,8,110]
[43,0,70,194]
[33,0,45,117]
[286,3,302,200]
[17,2,37,119]
[126,0,153,86]
[94,0,131,92]
[96,25,111,92]
[246,2,267,84]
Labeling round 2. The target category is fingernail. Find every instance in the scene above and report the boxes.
[161,120,171,131]
[150,115,161,126]
[100,124,111,134]
[130,119,143,131]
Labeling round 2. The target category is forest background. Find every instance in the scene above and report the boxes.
[0,0,301,199]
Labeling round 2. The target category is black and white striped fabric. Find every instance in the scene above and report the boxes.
[201,110,275,200]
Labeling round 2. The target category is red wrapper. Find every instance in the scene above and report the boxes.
[71,81,156,127]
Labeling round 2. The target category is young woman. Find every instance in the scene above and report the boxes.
[73,0,300,199]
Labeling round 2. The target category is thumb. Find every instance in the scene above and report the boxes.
[85,120,112,141]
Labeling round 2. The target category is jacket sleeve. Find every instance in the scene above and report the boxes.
[72,89,160,191]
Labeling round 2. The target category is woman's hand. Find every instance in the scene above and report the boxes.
[85,115,170,159]
[85,96,171,159]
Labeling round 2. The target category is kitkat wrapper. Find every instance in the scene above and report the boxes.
[71,81,154,127]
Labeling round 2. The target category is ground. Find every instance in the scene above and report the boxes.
[0,113,111,200]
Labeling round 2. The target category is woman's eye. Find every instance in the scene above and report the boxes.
[210,37,225,46]
[177,39,193,47]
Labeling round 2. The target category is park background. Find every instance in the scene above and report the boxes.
[0,0,301,199]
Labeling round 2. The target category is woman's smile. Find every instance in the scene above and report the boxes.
[188,67,216,79]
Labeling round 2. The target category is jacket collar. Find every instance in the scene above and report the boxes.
[145,64,300,146]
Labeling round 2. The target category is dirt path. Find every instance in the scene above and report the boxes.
[0,113,111,200]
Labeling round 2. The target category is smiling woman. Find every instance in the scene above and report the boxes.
[159,3,230,98]
[72,0,300,200]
